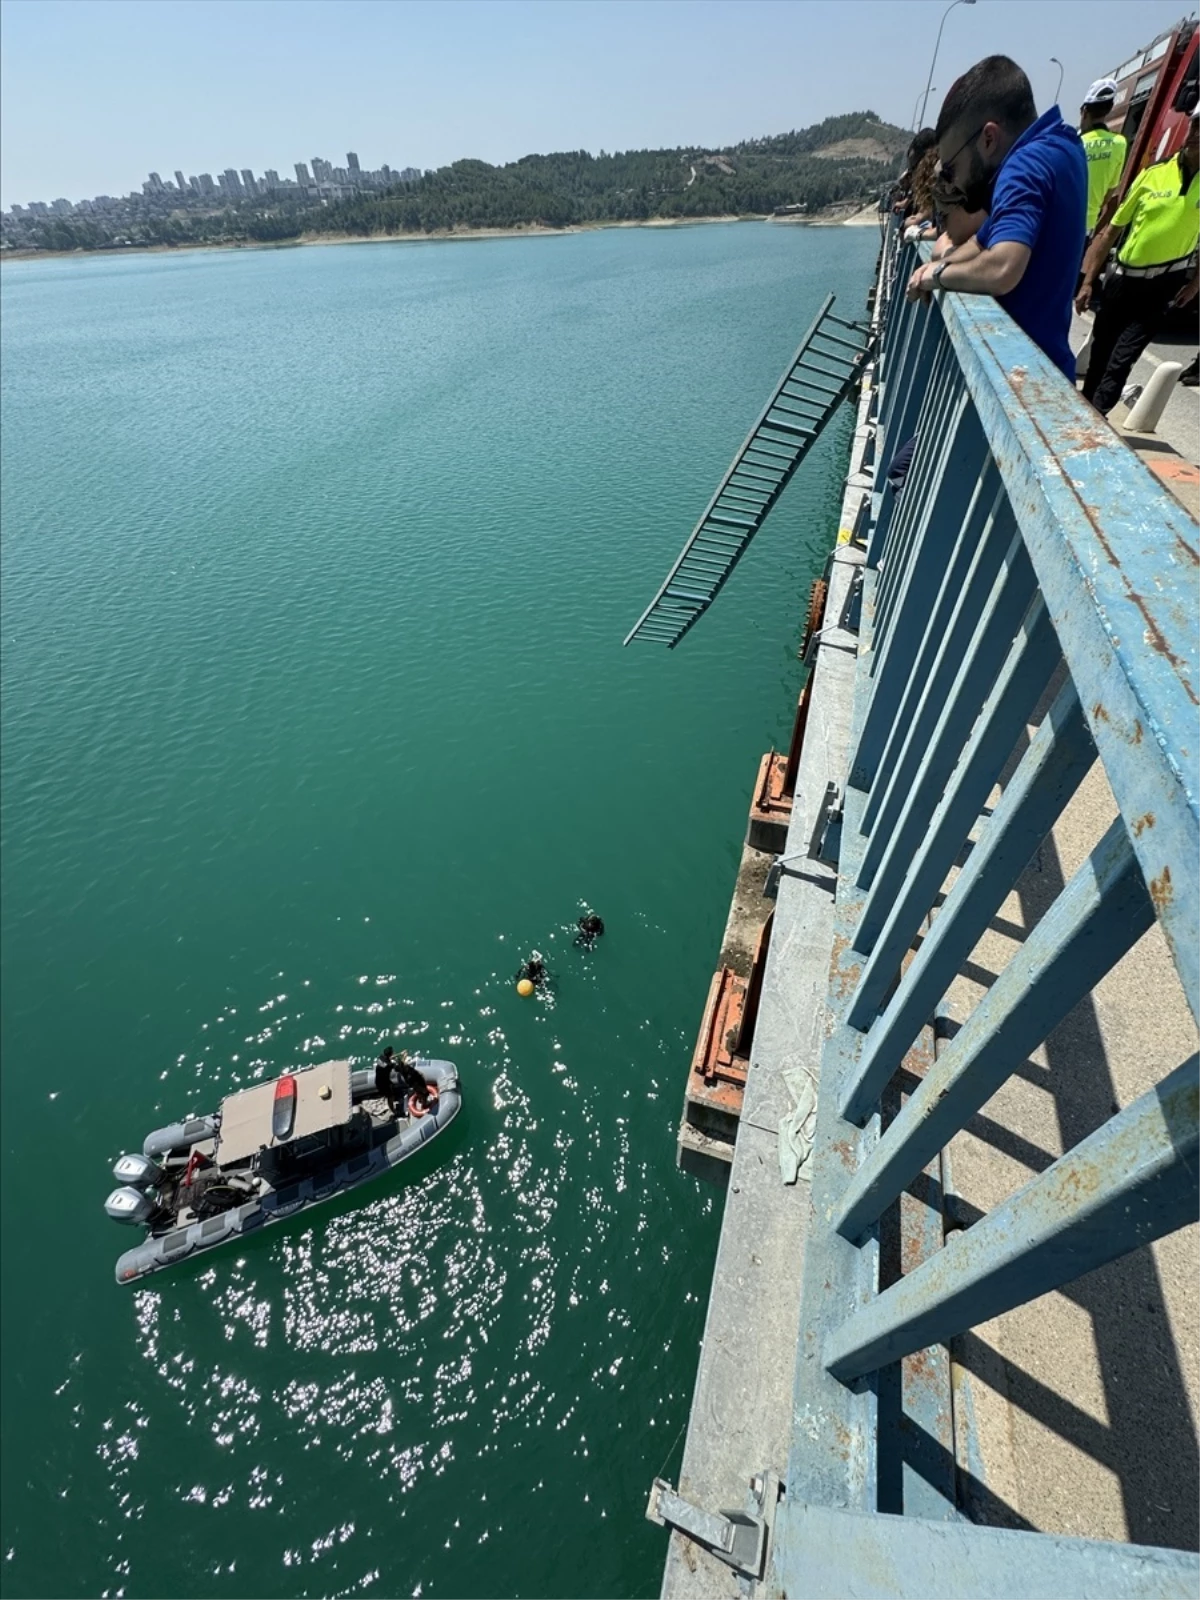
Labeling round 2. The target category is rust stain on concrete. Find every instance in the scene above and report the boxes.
[1149,865,1173,913]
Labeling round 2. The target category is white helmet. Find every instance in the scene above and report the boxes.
[1083,78,1118,107]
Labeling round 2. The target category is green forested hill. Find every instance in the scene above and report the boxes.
[6,112,909,252]
[314,112,907,235]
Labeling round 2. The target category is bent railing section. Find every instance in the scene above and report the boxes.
[624,294,871,648]
[768,241,1199,1595]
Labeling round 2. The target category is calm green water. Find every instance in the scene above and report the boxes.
[0,223,873,1599]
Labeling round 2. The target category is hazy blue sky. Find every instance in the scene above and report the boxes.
[1,0,1192,206]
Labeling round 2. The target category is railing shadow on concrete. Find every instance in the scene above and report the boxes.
[767,229,1199,1598]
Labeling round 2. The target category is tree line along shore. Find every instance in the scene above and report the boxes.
[2,113,906,258]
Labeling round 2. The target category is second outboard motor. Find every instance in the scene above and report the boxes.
[105,1186,158,1226]
[112,1152,163,1190]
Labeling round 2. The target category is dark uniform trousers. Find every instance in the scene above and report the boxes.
[1082,267,1193,416]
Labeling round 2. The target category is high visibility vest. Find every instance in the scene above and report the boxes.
[1081,126,1127,231]
[1113,154,1200,268]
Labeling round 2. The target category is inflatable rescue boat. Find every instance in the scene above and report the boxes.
[104,1058,460,1284]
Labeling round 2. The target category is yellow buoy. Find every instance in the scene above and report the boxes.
[516,978,535,997]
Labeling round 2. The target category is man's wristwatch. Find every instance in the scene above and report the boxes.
[930,260,948,289]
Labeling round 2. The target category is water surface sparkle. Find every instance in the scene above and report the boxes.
[1,224,873,1598]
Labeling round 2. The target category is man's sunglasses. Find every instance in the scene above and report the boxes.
[936,124,986,188]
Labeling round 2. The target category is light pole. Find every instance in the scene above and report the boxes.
[1050,57,1065,104]
[912,88,935,131]
[918,0,978,131]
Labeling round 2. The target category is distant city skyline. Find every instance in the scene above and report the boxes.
[1,0,1190,208]
[4,149,422,218]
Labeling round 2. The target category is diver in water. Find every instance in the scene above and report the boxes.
[575,913,605,949]
[517,954,547,987]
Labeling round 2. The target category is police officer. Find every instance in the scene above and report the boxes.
[1079,79,1127,238]
[1077,109,1200,416]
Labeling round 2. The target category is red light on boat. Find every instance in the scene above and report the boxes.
[272,1074,298,1140]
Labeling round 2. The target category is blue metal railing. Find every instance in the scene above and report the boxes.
[767,235,1199,1596]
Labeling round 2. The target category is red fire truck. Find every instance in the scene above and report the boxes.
[1089,17,1198,335]
[1102,15,1198,185]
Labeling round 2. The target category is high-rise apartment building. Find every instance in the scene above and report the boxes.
[241,169,257,196]
[174,170,187,193]
[294,162,312,186]
[263,169,281,191]
[347,151,360,172]
[198,173,215,194]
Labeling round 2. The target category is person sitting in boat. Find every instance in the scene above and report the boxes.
[575,913,605,948]
[396,1051,432,1113]
[375,1047,430,1115]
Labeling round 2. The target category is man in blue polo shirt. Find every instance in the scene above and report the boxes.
[906,56,1087,379]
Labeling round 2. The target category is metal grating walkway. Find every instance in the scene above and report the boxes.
[623,293,872,648]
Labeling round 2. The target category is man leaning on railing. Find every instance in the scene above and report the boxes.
[904,55,1087,379]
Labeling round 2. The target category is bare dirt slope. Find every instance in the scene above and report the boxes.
[812,137,897,162]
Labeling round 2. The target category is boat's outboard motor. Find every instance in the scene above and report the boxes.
[105,1185,159,1225]
[112,1152,162,1190]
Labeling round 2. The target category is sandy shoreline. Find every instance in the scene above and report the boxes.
[770,203,882,228]
[0,208,884,264]
[0,213,770,264]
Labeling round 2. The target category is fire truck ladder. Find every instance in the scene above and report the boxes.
[623,294,871,648]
